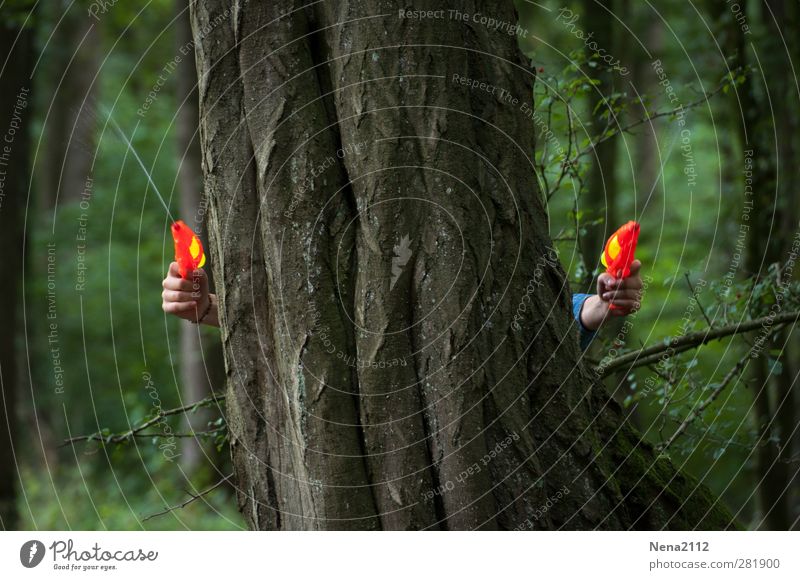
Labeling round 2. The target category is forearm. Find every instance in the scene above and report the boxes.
[578,295,607,332]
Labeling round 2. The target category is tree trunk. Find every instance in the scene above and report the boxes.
[731,0,796,530]
[762,0,800,530]
[0,15,33,530]
[631,7,662,212]
[579,0,619,276]
[38,2,99,208]
[175,0,217,475]
[191,0,736,530]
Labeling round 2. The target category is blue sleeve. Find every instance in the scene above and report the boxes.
[572,293,597,350]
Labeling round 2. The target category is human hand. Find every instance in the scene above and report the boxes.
[580,260,643,331]
[161,261,211,323]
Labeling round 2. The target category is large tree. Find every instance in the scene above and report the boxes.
[190,0,735,530]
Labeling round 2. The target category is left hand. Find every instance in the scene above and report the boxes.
[580,260,643,330]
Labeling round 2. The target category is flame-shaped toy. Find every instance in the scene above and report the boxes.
[171,220,206,279]
[601,220,640,280]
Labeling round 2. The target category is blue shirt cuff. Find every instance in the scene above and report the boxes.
[572,293,597,350]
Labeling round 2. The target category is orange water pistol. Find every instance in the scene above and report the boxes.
[601,220,639,279]
[171,220,206,279]
[601,221,640,309]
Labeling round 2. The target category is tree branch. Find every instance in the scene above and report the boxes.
[572,80,728,164]
[129,427,226,439]
[596,310,800,375]
[61,394,225,447]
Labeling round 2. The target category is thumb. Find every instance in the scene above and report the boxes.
[597,273,615,298]
[191,268,209,295]
[628,259,642,276]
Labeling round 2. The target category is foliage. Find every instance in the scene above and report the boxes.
[12,0,798,529]
[18,0,240,530]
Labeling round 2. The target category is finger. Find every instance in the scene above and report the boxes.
[163,301,198,314]
[621,275,643,290]
[162,276,195,292]
[600,288,637,302]
[162,290,196,303]
[597,273,619,295]
[603,289,641,301]
[608,299,639,311]
[168,261,181,277]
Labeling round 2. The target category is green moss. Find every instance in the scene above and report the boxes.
[608,422,741,530]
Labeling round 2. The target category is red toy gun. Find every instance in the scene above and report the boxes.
[601,221,640,309]
[171,220,206,279]
[601,220,639,279]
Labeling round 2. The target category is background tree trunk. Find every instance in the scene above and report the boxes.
[761,0,800,530]
[0,14,33,530]
[37,2,99,208]
[175,0,217,476]
[630,9,663,216]
[579,0,619,275]
[191,0,736,530]
[730,0,798,530]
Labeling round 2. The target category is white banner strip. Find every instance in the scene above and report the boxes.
[1,531,797,579]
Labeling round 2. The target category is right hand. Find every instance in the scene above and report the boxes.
[161,261,209,322]
[580,260,644,331]
[597,259,643,316]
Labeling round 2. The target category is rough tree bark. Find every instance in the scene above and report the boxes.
[190,0,736,530]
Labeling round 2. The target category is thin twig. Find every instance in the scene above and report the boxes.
[539,87,554,197]
[571,81,728,164]
[684,272,714,328]
[141,473,233,523]
[549,100,576,200]
[658,355,750,451]
[129,427,226,439]
[646,362,685,402]
[61,394,225,447]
